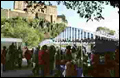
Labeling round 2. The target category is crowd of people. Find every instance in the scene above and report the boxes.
[1,43,86,77]
[31,45,80,77]
[1,42,119,77]
[1,43,23,71]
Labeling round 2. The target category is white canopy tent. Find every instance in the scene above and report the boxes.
[1,38,22,49]
[39,39,54,47]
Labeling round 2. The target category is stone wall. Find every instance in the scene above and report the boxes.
[46,6,57,23]
[1,9,35,19]
[14,1,25,10]
[3,1,68,25]
[1,7,67,26]
[1,9,8,18]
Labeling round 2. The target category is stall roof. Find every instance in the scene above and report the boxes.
[1,38,22,42]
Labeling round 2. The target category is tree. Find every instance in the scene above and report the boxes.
[109,1,119,8]
[108,30,115,35]
[1,17,66,48]
[58,14,68,23]
[34,1,119,22]
[96,26,116,35]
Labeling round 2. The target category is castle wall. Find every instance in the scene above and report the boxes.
[1,1,68,26]
[38,13,46,19]
[14,1,25,10]
[46,6,57,23]
[45,14,51,22]
[1,9,34,19]
[11,1,58,23]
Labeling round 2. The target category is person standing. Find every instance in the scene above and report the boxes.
[14,44,18,67]
[38,45,47,77]
[44,47,50,76]
[17,46,23,68]
[8,43,16,69]
[65,46,72,62]
[32,46,40,75]
[55,48,63,76]
[49,45,56,76]
[90,45,96,65]
[65,60,77,77]
[76,46,82,67]
[1,46,7,72]
[24,47,31,67]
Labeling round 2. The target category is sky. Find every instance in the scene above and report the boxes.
[1,1,119,33]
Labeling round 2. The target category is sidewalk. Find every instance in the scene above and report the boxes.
[1,70,33,77]
[1,58,33,77]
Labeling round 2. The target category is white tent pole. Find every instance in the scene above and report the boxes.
[81,40,83,75]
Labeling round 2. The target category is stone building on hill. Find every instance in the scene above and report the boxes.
[1,1,68,26]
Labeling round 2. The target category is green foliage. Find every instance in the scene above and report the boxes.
[96,26,116,35]
[58,14,68,23]
[1,17,66,48]
[109,30,115,35]
[35,1,119,22]
[1,33,4,38]
[57,1,119,22]
[1,17,6,25]
[96,27,105,31]
[109,1,119,8]
[1,9,8,18]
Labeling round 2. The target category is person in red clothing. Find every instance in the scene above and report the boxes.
[38,45,48,77]
[1,46,7,72]
[24,47,31,67]
[90,45,96,65]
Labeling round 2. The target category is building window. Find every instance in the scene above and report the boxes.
[91,34,93,39]
[81,30,83,39]
[51,15,53,23]
[88,33,90,39]
[35,13,38,18]
[84,32,86,39]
